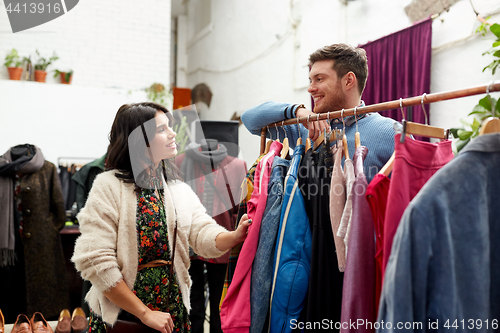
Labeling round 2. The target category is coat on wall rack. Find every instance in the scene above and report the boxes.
[259,81,500,154]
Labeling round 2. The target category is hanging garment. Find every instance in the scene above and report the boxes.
[330,141,347,272]
[72,154,106,213]
[269,144,311,333]
[220,153,265,310]
[300,142,344,332]
[382,134,453,275]
[365,173,390,313]
[220,141,282,333]
[250,156,290,333]
[340,146,376,333]
[378,133,500,331]
[0,144,69,323]
[337,155,355,257]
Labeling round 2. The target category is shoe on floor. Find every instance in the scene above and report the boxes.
[11,314,32,333]
[31,312,54,333]
[55,309,71,333]
[71,307,88,333]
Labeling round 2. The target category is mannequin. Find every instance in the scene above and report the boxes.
[175,139,247,333]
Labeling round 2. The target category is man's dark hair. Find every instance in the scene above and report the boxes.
[106,102,182,191]
[309,43,368,95]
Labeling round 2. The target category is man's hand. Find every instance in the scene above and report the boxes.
[296,107,331,141]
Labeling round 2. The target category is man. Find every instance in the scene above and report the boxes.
[241,43,395,182]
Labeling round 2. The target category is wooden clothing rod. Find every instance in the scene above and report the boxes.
[259,80,500,154]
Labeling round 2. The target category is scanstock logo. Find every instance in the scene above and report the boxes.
[4,0,79,33]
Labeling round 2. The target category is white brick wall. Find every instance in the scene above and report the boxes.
[0,0,171,89]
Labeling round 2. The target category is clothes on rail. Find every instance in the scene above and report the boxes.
[0,144,69,324]
[241,101,396,183]
[269,144,310,333]
[220,141,282,333]
[220,153,265,310]
[381,134,454,277]
[300,141,344,332]
[72,154,106,213]
[340,146,376,333]
[330,140,347,271]
[365,173,390,315]
[250,156,290,333]
[377,132,500,330]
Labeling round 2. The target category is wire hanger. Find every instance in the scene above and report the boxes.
[480,81,500,135]
[281,120,290,159]
[400,94,450,143]
[341,109,350,160]
[354,106,361,149]
[305,115,312,151]
[264,126,273,154]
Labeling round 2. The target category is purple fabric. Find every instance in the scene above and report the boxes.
[360,18,432,141]
[340,146,376,333]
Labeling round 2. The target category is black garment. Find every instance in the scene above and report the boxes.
[298,143,343,332]
[189,260,227,333]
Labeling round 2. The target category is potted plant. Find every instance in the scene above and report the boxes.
[4,48,23,80]
[34,50,58,82]
[54,69,73,84]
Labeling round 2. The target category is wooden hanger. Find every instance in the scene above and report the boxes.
[340,109,350,160]
[280,121,290,159]
[296,117,303,146]
[479,117,500,135]
[399,94,450,143]
[354,106,361,149]
[264,126,272,154]
[378,152,395,176]
[305,115,312,151]
[312,108,326,150]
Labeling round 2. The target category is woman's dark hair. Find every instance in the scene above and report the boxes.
[106,102,183,191]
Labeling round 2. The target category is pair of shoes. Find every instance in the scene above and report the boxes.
[0,309,4,333]
[55,308,87,333]
[12,312,53,333]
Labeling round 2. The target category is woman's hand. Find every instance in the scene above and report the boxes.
[296,107,331,141]
[140,309,174,333]
[215,214,252,252]
[233,214,251,244]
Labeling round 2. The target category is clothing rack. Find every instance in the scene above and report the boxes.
[259,81,500,154]
[57,156,97,168]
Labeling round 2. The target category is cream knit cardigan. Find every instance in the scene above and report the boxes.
[71,170,228,325]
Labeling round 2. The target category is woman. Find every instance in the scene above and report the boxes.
[72,103,250,333]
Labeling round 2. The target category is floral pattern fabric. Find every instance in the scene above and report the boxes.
[89,170,190,332]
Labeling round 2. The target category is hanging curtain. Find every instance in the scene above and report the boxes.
[360,18,432,140]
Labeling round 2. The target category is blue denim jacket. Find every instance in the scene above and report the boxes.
[377,133,500,332]
[250,156,290,333]
[269,145,311,333]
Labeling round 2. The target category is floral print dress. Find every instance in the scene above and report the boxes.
[89,172,191,332]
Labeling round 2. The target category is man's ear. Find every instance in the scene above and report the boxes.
[344,72,357,91]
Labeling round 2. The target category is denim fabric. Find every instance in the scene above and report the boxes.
[269,145,311,333]
[377,133,500,332]
[250,156,290,333]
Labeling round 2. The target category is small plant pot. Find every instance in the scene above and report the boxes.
[34,70,47,83]
[59,72,73,84]
[7,67,23,80]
